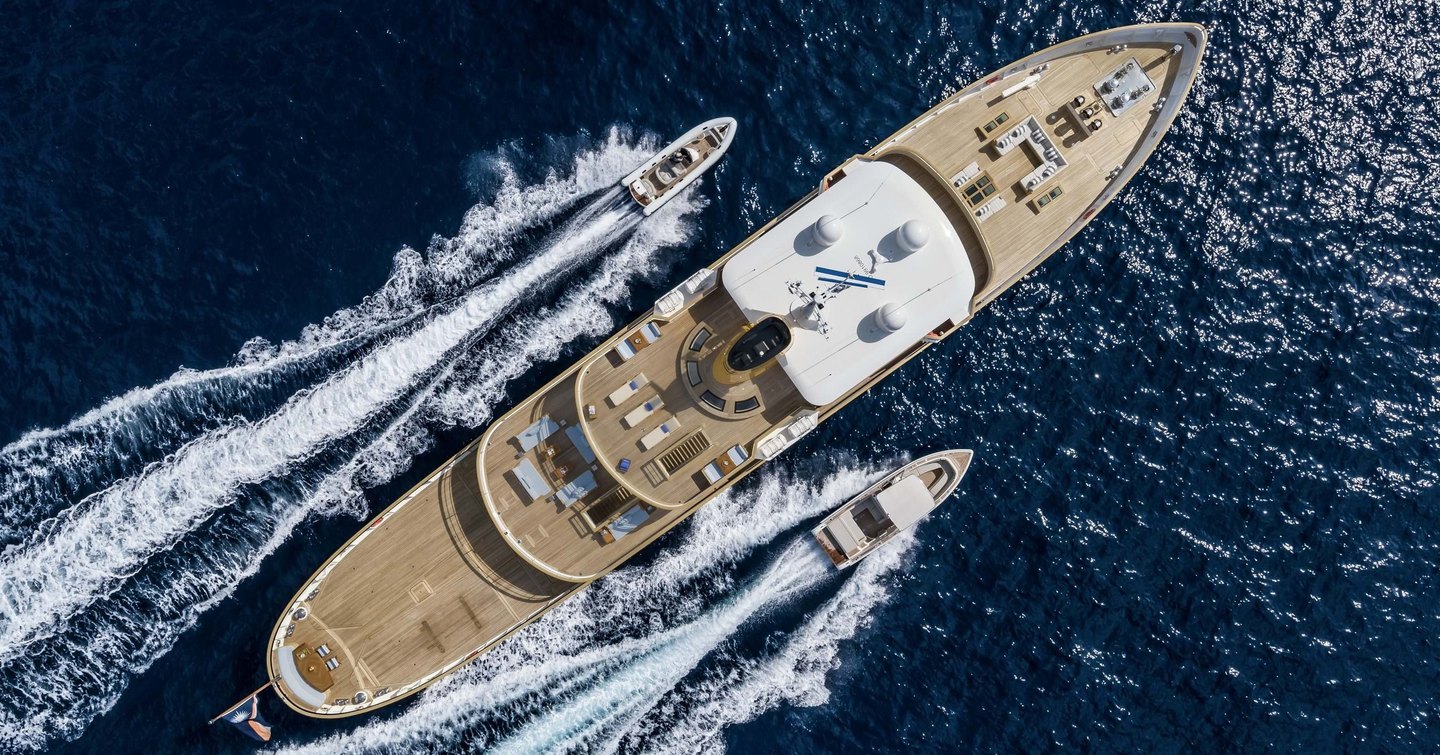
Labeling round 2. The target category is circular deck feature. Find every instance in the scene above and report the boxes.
[678,320,768,419]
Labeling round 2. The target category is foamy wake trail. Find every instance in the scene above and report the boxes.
[486,541,838,755]
[279,462,906,755]
[637,539,914,754]
[0,135,631,536]
[0,133,702,751]
[0,191,638,660]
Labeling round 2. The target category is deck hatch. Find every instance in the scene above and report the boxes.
[960,172,997,207]
[408,580,434,605]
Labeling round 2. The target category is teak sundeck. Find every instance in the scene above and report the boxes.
[813,450,973,569]
[623,117,736,215]
[263,23,1207,718]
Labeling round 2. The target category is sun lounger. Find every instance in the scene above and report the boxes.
[614,323,663,362]
[826,513,869,554]
[615,340,638,362]
[514,416,560,452]
[606,374,648,407]
[609,504,653,541]
[639,417,682,451]
[702,444,749,484]
[622,396,664,429]
[682,268,716,296]
[510,459,551,502]
[565,425,597,464]
[654,289,685,317]
[556,471,598,507]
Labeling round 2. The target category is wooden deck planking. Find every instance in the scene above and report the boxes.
[477,287,805,580]
[287,449,566,702]
[881,44,1183,302]
[577,289,803,504]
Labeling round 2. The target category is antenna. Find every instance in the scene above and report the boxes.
[787,260,878,338]
[787,279,840,337]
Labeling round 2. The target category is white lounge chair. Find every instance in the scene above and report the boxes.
[607,374,648,407]
[615,340,638,362]
[975,196,1006,221]
[951,161,980,187]
[622,396,664,429]
[682,268,716,295]
[638,321,662,345]
[639,417,682,451]
[824,512,869,555]
[702,444,749,484]
[654,290,685,318]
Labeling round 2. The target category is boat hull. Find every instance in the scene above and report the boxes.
[812,449,973,569]
[621,117,736,215]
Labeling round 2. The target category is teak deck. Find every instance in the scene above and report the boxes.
[267,23,1208,717]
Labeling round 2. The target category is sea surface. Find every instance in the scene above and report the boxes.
[1,1,1437,753]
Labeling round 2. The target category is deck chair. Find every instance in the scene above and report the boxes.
[615,339,638,362]
[556,471,598,507]
[607,373,648,407]
[639,417,682,451]
[514,416,560,452]
[622,396,664,429]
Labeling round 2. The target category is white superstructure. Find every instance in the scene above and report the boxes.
[721,159,975,405]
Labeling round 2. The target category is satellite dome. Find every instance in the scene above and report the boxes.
[897,219,929,254]
[875,302,908,333]
[812,214,844,247]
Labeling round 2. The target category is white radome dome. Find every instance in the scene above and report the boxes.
[897,219,929,253]
[875,302,908,333]
[813,214,844,246]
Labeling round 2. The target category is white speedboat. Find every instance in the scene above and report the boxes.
[622,117,736,215]
[813,450,973,569]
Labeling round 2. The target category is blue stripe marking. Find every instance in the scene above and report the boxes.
[814,266,886,287]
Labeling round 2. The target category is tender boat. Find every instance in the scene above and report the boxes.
[622,117,736,215]
[261,24,1206,719]
[812,450,972,569]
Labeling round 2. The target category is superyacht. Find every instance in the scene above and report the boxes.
[263,23,1207,717]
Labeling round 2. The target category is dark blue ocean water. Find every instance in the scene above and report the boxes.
[1,1,1437,752]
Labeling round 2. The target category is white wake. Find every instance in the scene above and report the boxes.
[0,131,707,751]
[0,138,610,538]
[279,462,911,755]
[0,191,638,658]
